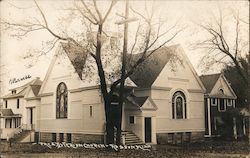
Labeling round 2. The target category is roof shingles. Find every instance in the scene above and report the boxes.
[128,45,178,88]
[2,78,42,99]
[199,73,221,93]
[61,42,88,80]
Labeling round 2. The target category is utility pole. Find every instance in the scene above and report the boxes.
[115,0,137,146]
[0,60,3,158]
[247,52,250,143]
[116,0,129,146]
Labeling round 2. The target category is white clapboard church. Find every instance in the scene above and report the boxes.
[1,43,206,144]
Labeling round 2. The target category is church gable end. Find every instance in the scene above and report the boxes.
[39,44,86,95]
[152,45,205,91]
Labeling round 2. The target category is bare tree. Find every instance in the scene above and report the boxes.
[1,0,183,145]
[195,8,250,140]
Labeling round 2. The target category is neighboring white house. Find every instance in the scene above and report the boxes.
[0,78,42,139]
[35,43,205,144]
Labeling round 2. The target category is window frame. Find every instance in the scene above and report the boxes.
[129,116,135,124]
[52,133,57,142]
[211,98,217,106]
[172,91,187,119]
[227,99,232,106]
[67,133,72,143]
[17,98,20,109]
[56,82,68,119]
[219,89,224,95]
[89,106,93,117]
[59,133,64,143]
[218,98,226,112]
[5,100,7,108]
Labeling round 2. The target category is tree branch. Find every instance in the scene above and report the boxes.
[80,0,99,23]
[102,0,117,23]
[33,0,48,27]
[93,0,102,21]
[74,2,98,25]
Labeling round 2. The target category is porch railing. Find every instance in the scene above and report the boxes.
[7,125,22,140]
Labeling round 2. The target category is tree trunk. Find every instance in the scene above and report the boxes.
[104,97,114,144]
[94,24,116,144]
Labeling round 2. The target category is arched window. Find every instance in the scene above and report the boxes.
[172,91,186,119]
[56,82,68,118]
[219,89,224,95]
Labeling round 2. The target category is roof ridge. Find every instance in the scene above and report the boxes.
[11,78,42,90]
[199,73,221,77]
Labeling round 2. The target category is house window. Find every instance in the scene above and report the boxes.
[129,116,135,124]
[185,132,191,143]
[218,98,226,111]
[5,100,7,108]
[211,98,217,106]
[90,106,93,117]
[67,133,72,143]
[14,118,17,128]
[12,90,16,94]
[219,89,224,95]
[227,99,232,106]
[56,82,68,118]
[167,133,174,143]
[214,117,217,131]
[5,119,12,128]
[17,98,20,109]
[35,132,40,143]
[59,133,64,142]
[15,118,21,128]
[172,91,187,119]
[52,133,57,142]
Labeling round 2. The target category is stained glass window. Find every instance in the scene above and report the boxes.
[56,82,68,118]
[172,91,186,119]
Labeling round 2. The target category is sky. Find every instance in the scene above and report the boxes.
[0,0,249,95]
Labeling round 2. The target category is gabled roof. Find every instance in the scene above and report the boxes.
[199,73,221,93]
[2,87,27,99]
[61,42,88,80]
[127,96,149,107]
[127,45,177,88]
[199,73,237,98]
[9,77,42,91]
[126,95,158,110]
[2,78,42,99]
[41,43,205,92]
[0,109,13,116]
[31,85,42,96]
[0,109,21,118]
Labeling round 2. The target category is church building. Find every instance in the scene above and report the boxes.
[36,43,206,144]
[1,43,206,144]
